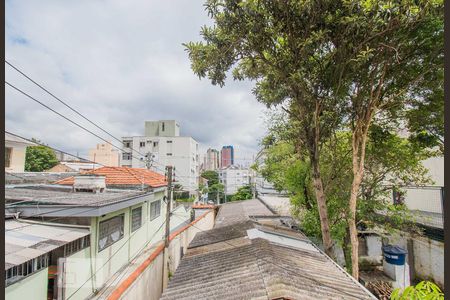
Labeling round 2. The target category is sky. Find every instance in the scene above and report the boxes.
[5,0,269,166]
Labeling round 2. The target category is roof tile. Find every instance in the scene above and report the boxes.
[54,166,167,188]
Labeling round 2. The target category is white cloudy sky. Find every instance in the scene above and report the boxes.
[5,0,269,165]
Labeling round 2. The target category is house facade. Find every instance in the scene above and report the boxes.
[218,165,250,195]
[5,171,193,300]
[88,143,120,167]
[5,132,36,173]
[121,120,200,195]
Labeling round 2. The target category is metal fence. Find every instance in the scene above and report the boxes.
[392,186,444,229]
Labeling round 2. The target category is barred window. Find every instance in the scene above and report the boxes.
[131,207,143,232]
[139,141,145,147]
[5,254,49,286]
[64,236,91,257]
[150,200,161,220]
[98,214,124,252]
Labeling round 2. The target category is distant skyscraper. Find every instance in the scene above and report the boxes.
[204,148,220,171]
[221,145,234,168]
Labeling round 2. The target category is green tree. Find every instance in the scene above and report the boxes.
[184,1,352,255]
[336,1,443,278]
[231,185,253,201]
[201,170,221,200]
[259,116,431,271]
[209,183,225,203]
[25,144,59,172]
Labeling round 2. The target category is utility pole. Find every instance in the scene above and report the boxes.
[163,165,173,289]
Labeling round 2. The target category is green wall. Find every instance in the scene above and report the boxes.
[5,268,48,300]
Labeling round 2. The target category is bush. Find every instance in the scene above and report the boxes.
[391,281,444,300]
[230,185,253,201]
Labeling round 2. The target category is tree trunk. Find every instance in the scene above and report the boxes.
[311,159,334,258]
[349,119,371,280]
[343,227,352,273]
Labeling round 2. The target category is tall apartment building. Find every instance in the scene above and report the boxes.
[88,143,120,167]
[204,148,220,171]
[220,145,234,168]
[121,120,199,194]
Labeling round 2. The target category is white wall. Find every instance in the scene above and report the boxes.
[121,136,199,193]
[5,142,28,173]
[118,210,215,300]
[219,167,250,195]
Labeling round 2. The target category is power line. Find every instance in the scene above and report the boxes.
[5,60,147,161]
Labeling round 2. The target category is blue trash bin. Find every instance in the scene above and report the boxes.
[382,244,407,265]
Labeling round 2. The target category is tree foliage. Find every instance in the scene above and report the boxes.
[391,281,444,300]
[230,185,253,201]
[25,144,59,172]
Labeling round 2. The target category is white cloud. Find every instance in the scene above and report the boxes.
[5,0,268,163]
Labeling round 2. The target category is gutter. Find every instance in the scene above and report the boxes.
[14,218,91,229]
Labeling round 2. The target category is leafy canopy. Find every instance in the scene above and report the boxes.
[25,144,59,172]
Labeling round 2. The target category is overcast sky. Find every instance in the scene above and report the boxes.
[5,0,268,165]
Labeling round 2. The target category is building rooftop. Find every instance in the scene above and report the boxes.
[55,166,167,188]
[214,199,273,228]
[5,133,37,146]
[5,185,146,207]
[5,219,89,269]
[161,200,376,300]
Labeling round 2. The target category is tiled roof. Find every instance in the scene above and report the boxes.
[54,166,167,188]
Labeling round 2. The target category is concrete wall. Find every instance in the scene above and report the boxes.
[5,267,48,300]
[117,210,215,300]
[5,142,28,173]
[364,233,444,289]
[62,247,93,300]
[144,120,180,137]
[88,143,120,167]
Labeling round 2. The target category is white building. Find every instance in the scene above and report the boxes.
[254,149,281,195]
[218,165,250,195]
[121,120,200,195]
[5,133,37,173]
[203,148,220,171]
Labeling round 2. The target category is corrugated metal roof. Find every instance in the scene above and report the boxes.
[5,185,146,206]
[4,220,89,269]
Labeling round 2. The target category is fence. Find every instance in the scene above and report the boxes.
[391,186,444,229]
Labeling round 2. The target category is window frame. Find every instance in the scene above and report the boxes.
[98,214,125,252]
[131,206,143,232]
[150,200,161,221]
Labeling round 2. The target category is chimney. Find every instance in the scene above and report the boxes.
[73,175,106,193]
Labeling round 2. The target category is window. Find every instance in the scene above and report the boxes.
[123,140,132,148]
[167,153,173,156]
[5,147,12,168]
[167,140,172,144]
[162,122,165,131]
[64,236,90,257]
[98,214,124,252]
[153,141,158,147]
[150,200,161,220]
[5,254,49,286]
[131,207,143,232]
[122,153,132,160]
[139,141,145,147]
